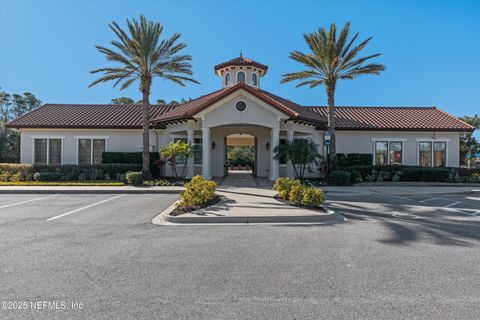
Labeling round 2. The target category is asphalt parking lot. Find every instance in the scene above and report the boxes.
[1,191,479,319]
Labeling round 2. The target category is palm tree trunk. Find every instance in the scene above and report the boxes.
[326,85,336,169]
[142,88,151,180]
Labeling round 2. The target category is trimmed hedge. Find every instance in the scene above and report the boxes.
[337,165,480,184]
[102,152,161,177]
[336,153,373,167]
[329,170,352,185]
[0,163,140,182]
[401,168,450,182]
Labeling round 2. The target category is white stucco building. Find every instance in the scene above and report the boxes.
[7,56,474,180]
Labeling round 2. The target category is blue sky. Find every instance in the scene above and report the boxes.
[1,0,479,124]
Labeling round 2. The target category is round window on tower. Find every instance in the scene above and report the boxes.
[235,100,247,112]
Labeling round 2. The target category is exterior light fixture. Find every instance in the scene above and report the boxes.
[211,141,216,150]
[266,142,270,150]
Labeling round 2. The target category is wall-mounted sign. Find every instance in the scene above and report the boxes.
[324,131,332,141]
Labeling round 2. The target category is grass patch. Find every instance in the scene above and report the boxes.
[0,181,125,186]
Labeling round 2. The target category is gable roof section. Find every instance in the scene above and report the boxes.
[305,106,474,131]
[150,83,300,125]
[6,104,177,129]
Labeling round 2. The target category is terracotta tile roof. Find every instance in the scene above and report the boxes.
[214,55,268,74]
[304,106,474,131]
[7,91,473,133]
[6,104,177,129]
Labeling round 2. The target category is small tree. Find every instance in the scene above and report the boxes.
[160,140,192,178]
[273,139,322,180]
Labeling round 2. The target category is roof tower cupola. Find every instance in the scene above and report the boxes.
[214,53,268,89]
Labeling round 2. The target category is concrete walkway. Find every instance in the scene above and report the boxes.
[158,172,338,224]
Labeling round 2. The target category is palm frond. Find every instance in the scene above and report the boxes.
[281,22,385,90]
[89,15,198,92]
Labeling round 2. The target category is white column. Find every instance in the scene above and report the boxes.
[186,129,194,178]
[202,127,211,180]
[269,127,280,181]
[286,129,294,178]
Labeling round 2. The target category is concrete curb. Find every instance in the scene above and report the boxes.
[0,188,183,194]
[151,202,343,225]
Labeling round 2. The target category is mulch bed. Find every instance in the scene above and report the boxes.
[169,196,221,216]
[273,195,329,213]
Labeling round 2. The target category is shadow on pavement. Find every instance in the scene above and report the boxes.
[330,200,480,247]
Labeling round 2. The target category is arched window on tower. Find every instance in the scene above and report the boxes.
[237,71,246,83]
[251,73,258,86]
[225,73,231,86]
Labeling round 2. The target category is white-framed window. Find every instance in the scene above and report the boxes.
[193,138,202,165]
[225,73,231,86]
[251,72,258,86]
[373,140,403,165]
[418,141,447,167]
[171,136,202,165]
[278,139,287,164]
[32,136,64,165]
[237,71,246,83]
[75,136,108,165]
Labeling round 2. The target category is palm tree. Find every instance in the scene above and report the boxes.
[281,22,385,168]
[89,15,198,179]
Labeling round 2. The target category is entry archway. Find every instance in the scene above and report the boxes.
[225,133,256,176]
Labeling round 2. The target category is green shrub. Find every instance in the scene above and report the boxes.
[392,173,401,182]
[376,173,384,182]
[288,184,306,204]
[336,153,373,167]
[0,172,12,182]
[0,163,35,181]
[144,178,188,186]
[0,163,139,182]
[401,168,449,182]
[33,172,63,181]
[300,187,325,207]
[273,177,301,199]
[126,171,143,186]
[178,175,217,208]
[102,152,161,178]
[329,170,352,186]
[350,170,363,184]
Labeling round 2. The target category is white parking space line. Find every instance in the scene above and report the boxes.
[445,202,461,208]
[47,194,126,221]
[418,197,440,203]
[466,196,480,202]
[0,194,59,209]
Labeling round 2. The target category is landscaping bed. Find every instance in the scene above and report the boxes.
[273,177,326,211]
[169,175,218,216]
[169,195,221,216]
[329,165,480,185]
[273,194,329,214]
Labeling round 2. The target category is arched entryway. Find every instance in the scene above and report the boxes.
[209,124,273,179]
[224,133,256,176]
